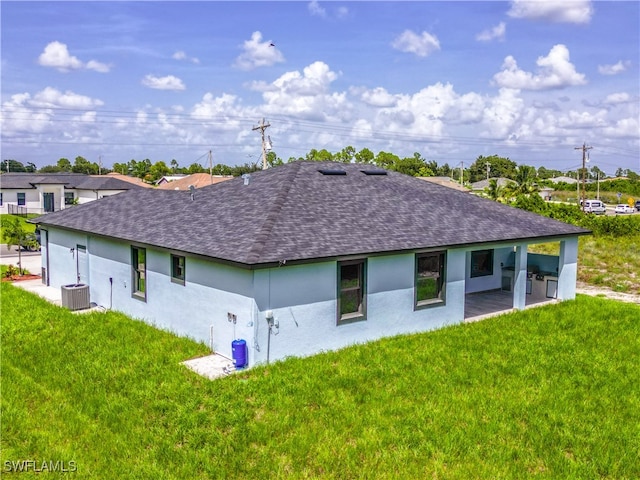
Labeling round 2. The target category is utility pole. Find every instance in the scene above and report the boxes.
[459,162,464,186]
[485,161,491,180]
[208,150,213,184]
[574,142,592,211]
[252,118,271,170]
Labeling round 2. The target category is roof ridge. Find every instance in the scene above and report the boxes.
[245,162,302,264]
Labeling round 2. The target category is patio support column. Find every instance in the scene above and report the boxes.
[512,244,528,310]
[557,237,578,300]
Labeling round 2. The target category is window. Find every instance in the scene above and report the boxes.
[64,192,75,205]
[415,252,446,308]
[470,249,494,278]
[171,254,185,285]
[17,192,25,206]
[338,260,366,324]
[131,246,146,300]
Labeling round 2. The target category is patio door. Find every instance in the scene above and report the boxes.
[43,192,54,213]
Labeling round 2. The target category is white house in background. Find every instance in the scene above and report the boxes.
[34,162,589,368]
[549,176,578,184]
[470,177,515,193]
[156,173,233,190]
[0,173,144,215]
[155,175,187,186]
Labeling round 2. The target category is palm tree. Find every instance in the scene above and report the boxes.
[511,165,539,196]
[485,178,505,202]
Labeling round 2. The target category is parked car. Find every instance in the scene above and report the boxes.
[635,200,640,212]
[22,232,41,251]
[582,199,606,214]
[614,204,634,214]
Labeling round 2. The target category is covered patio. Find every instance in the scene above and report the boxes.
[464,289,557,322]
[462,238,574,322]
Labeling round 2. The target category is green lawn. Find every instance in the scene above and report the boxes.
[2,283,639,479]
[529,234,640,295]
[0,213,38,235]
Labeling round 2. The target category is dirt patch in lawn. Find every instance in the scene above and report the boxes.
[577,282,640,305]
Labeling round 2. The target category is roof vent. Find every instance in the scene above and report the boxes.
[361,170,387,176]
[189,185,195,201]
[242,174,251,185]
[318,169,346,176]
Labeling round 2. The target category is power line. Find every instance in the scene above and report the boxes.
[6,106,639,157]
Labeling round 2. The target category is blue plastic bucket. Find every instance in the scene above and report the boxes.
[232,339,248,368]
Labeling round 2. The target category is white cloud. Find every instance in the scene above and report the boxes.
[476,22,506,42]
[308,1,349,20]
[85,60,110,73]
[480,88,525,139]
[255,62,350,121]
[492,44,586,90]
[391,30,440,57]
[598,60,631,76]
[233,31,284,71]
[508,0,593,24]
[38,41,111,73]
[173,50,200,64]
[308,1,326,17]
[603,117,640,138]
[32,87,104,109]
[38,41,83,72]
[141,75,186,91]
[360,87,398,108]
[604,92,630,105]
[0,88,103,136]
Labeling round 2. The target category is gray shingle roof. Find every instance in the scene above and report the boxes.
[0,173,142,191]
[34,161,589,267]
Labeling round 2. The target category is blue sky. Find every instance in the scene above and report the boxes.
[2,1,638,174]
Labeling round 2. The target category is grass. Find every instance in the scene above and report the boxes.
[2,282,639,479]
[0,213,38,236]
[529,234,640,295]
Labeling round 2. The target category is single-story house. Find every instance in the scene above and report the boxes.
[33,161,589,367]
[538,187,555,201]
[105,172,155,189]
[156,173,233,190]
[470,177,515,193]
[0,173,143,215]
[155,175,187,186]
[549,176,578,185]
[418,176,469,192]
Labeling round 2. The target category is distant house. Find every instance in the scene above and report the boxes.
[418,176,469,192]
[0,173,143,215]
[156,173,233,190]
[155,175,187,186]
[105,173,155,189]
[538,187,555,201]
[549,176,578,185]
[34,162,589,367]
[470,177,515,193]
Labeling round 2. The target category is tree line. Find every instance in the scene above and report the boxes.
[3,149,638,186]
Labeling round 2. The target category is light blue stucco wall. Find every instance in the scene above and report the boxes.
[465,246,514,293]
[252,250,467,365]
[43,227,581,369]
[557,237,578,300]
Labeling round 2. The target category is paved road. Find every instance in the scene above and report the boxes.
[0,244,42,273]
